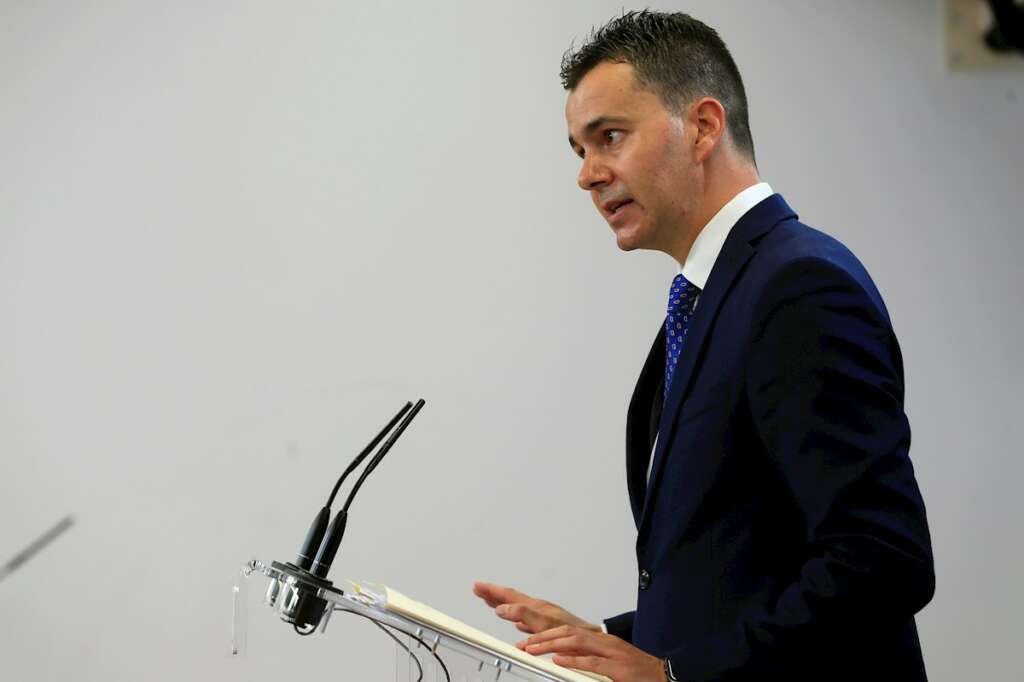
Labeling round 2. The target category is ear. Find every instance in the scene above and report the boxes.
[689,97,727,163]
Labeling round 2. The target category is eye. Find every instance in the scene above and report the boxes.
[603,129,624,145]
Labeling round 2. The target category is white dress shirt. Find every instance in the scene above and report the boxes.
[681,181,775,291]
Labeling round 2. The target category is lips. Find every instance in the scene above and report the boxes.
[604,198,634,216]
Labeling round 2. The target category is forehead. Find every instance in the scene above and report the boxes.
[565,61,660,132]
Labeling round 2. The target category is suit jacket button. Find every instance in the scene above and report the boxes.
[639,569,651,590]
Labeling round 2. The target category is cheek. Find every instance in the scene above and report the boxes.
[646,144,680,186]
[646,165,681,213]
[654,149,695,207]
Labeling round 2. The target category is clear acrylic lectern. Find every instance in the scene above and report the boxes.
[234,558,609,682]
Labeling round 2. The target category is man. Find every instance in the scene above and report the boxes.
[475,10,934,681]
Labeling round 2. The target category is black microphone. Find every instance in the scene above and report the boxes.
[294,402,412,571]
[274,398,425,632]
[310,398,425,578]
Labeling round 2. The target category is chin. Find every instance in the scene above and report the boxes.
[613,227,646,252]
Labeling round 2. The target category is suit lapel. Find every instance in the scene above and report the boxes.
[637,194,797,536]
[625,329,665,526]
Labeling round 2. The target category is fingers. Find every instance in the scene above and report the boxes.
[524,626,620,659]
[523,625,664,682]
[523,624,575,644]
[472,581,504,607]
[472,581,530,608]
[473,582,600,640]
[551,655,614,677]
[494,602,529,622]
[474,582,554,633]
[497,604,542,632]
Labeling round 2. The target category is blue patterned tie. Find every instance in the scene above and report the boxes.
[665,274,700,400]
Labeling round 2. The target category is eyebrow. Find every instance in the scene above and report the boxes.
[568,116,630,152]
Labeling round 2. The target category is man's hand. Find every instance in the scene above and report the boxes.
[472,581,601,635]
[522,625,667,682]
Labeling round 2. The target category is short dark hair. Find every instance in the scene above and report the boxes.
[560,10,755,162]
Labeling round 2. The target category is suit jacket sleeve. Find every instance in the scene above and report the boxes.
[664,257,935,680]
[603,610,635,643]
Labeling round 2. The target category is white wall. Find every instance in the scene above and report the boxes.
[1,1,1021,680]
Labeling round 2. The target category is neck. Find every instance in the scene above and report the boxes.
[668,160,761,266]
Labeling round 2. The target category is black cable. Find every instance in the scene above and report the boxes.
[371,621,423,682]
[334,609,424,682]
[345,612,423,682]
[335,608,449,682]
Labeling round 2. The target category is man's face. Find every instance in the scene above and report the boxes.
[565,61,698,254]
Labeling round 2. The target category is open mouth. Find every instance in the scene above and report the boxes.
[609,199,633,217]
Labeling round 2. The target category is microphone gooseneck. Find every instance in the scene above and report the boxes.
[293,402,413,571]
[326,402,413,509]
[341,399,425,513]
[310,398,426,578]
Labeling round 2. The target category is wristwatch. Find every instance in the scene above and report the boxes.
[663,657,679,681]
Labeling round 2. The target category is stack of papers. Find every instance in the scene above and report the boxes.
[348,581,612,682]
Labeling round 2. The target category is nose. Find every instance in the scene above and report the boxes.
[577,155,611,191]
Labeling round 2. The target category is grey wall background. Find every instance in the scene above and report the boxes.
[2,0,1021,679]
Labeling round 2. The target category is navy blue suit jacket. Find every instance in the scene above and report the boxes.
[604,195,934,680]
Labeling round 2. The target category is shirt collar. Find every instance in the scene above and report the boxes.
[679,182,774,289]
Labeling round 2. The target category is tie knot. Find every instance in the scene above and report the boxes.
[667,273,699,315]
